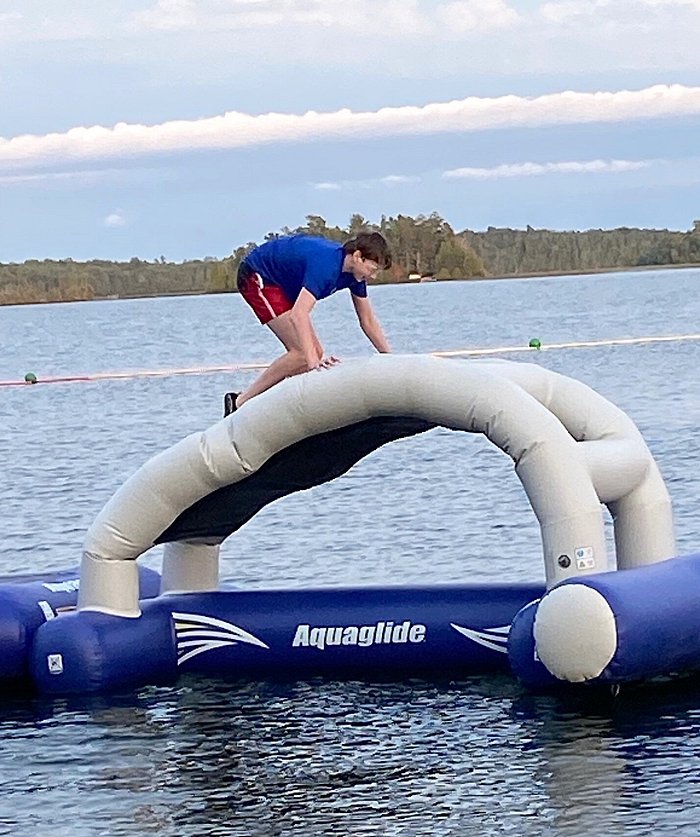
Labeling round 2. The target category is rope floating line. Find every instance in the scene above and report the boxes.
[2,333,699,388]
[432,333,700,357]
[0,362,268,388]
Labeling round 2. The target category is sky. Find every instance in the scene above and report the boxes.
[1,0,700,262]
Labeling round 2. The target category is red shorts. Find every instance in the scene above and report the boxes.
[238,273,293,325]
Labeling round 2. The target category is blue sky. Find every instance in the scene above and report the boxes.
[1,0,700,262]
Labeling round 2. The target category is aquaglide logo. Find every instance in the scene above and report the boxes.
[170,609,512,664]
[292,620,426,651]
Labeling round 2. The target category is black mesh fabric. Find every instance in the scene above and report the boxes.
[156,417,435,544]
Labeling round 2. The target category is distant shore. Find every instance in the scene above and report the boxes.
[473,261,700,282]
[94,260,698,302]
[4,213,698,306]
[1,260,697,308]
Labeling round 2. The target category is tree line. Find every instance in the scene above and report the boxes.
[461,222,700,277]
[1,213,698,306]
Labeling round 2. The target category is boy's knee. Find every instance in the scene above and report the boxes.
[285,349,308,374]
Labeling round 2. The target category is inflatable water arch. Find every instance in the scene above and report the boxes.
[4,354,698,695]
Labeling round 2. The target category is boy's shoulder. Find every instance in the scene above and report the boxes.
[260,234,339,254]
[288,235,341,253]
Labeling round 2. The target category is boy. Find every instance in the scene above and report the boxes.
[225,231,392,414]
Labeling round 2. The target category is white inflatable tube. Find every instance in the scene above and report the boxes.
[473,359,675,569]
[79,355,673,616]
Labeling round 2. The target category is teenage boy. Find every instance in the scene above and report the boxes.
[225,231,392,414]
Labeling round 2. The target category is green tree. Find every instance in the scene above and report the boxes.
[436,238,486,278]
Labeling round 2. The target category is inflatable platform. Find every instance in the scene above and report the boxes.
[3,354,696,695]
[0,566,161,687]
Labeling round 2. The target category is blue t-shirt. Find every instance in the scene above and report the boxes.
[244,235,367,301]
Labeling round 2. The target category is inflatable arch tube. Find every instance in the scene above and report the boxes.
[78,355,674,618]
[0,565,160,687]
[473,359,674,570]
[508,552,700,687]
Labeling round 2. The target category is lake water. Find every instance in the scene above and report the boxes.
[0,268,699,835]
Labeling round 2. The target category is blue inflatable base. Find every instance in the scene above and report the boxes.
[17,553,700,696]
[0,566,161,688]
[31,583,543,695]
[508,552,700,689]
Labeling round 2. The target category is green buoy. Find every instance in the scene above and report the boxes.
[24,372,38,384]
[528,338,542,350]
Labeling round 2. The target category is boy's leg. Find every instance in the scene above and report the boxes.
[237,315,303,405]
[233,273,298,408]
[235,312,320,408]
[233,271,327,409]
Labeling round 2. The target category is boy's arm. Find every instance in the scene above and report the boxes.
[351,294,391,353]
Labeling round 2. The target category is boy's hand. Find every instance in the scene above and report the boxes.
[316,356,340,369]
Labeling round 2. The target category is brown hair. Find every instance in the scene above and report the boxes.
[343,232,392,270]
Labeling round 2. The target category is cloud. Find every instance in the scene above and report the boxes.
[443,159,653,179]
[540,0,615,22]
[0,10,100,42]
[312,174,422,190]
[131,0,418,34]
[0,170,98,186]
[103,210,127,227]
[379,175,422,185]
[314,160,654,191]
[540,0,700,23]
[0,166,176,187]
[134,0,198,31]
[1,84,699,174]
[437,0,520,32]
[130,0,519,35]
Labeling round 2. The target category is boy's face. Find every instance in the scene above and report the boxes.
[350,250,380,280]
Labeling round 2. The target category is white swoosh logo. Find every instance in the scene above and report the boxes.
[450,623,510,654]
[172,611,270,666]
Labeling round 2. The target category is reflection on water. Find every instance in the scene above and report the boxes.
[0,269,699,834]
[3,675,700,836]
